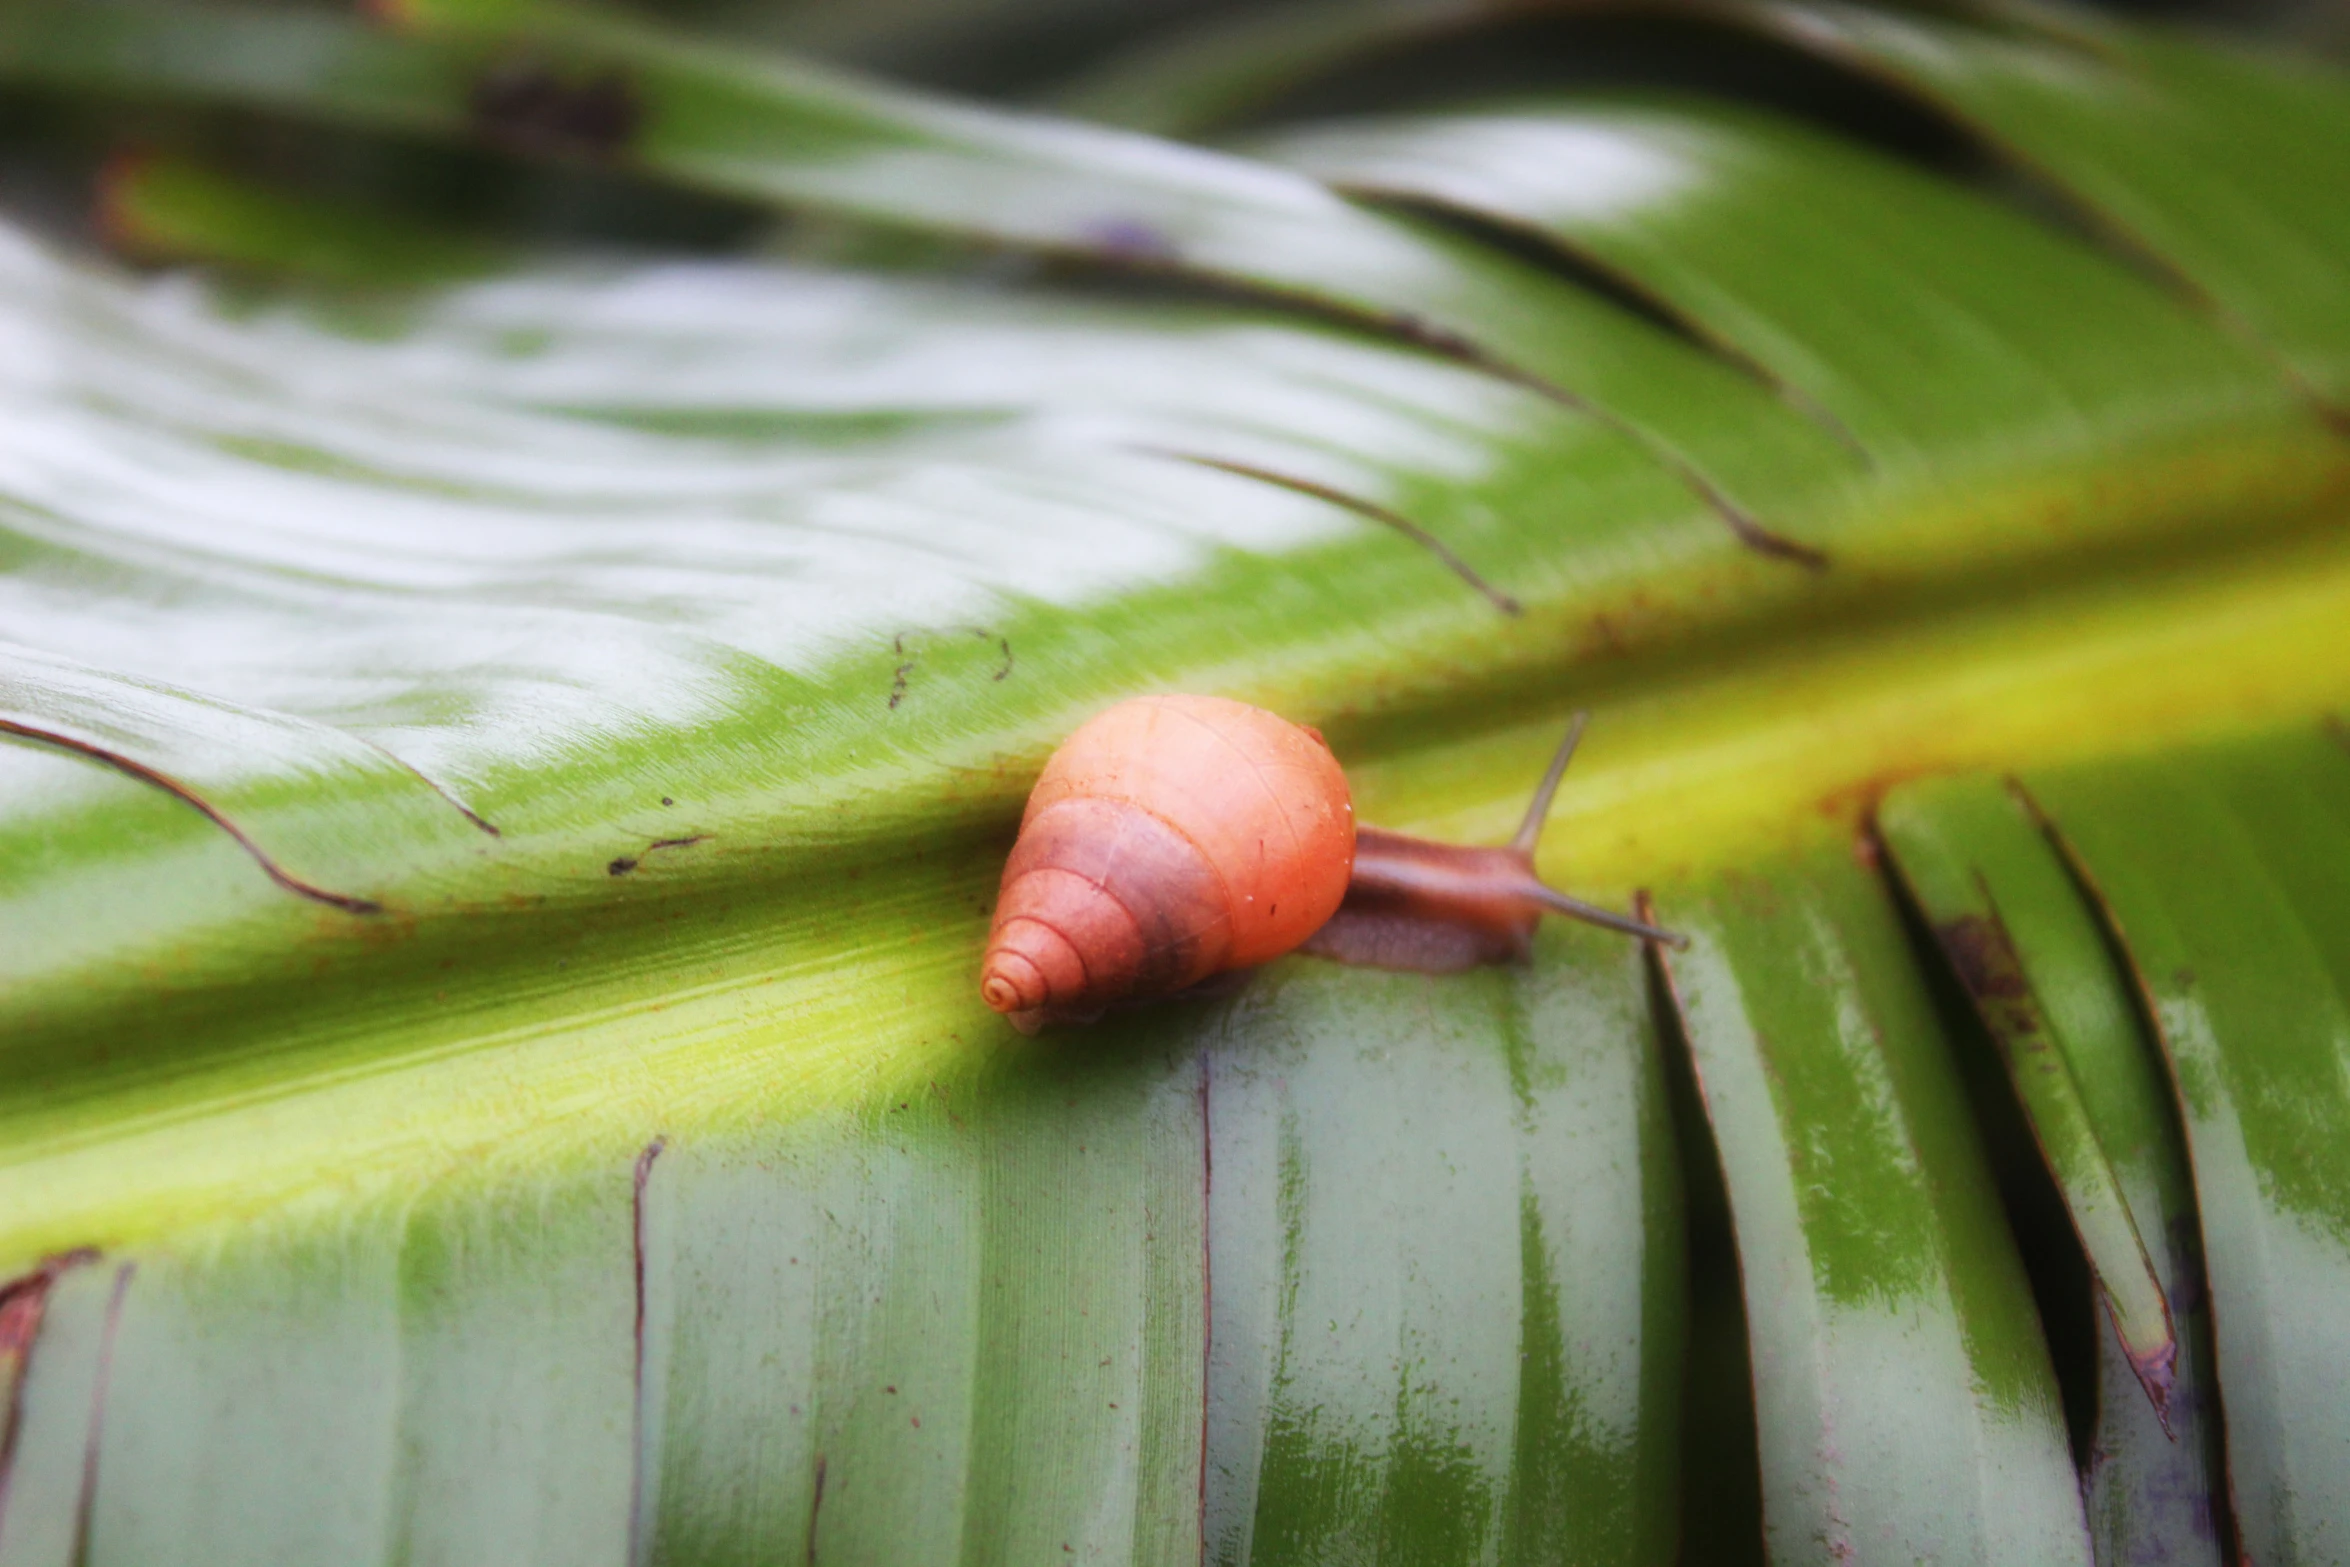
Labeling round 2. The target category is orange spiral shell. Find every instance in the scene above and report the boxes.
[980,694,1355,1029]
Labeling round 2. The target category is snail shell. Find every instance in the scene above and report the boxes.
[980,694,1354,1031]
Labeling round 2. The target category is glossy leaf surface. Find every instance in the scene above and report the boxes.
[1070,0,2350,406]
[1252,96,2297,465]
[1652,836,2089,1566]
[0,0,1862,535]
[1203,935,1683,1566]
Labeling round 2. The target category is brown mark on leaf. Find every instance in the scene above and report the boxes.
[471,57,644,160]
[1935,908,2069,1100]
[1364,315,1829,569]
[805,1453,827,1565]
[626,1136,666,1564]
[353,734,499,836]
[1927,853,2183,1430]
[1062,229,1826,570]
[2127,1334,2181,1438]
[1378,309,1484,363]
[1849,828,1884,872]
[889,627,1012,706]
[608,835,709,877]
[0,1250,98,1539]
[1936,909,2033,1004]
[1347,184,1876,466]
[70,1263,133,1567]
[1145,448,1523,615]
[887,632,915,709]
[0,719,383,914]
[1934,899,2065,1071]
[1715,500,1829,568]
[1196,1053,1213,1548]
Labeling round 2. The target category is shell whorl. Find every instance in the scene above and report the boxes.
[981,695,1354,1028]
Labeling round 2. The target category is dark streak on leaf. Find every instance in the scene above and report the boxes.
[1195,1051,1213,1551]
[69,1263,132,1567]
[1086,256,1823,566]
[627,1136,666,1567]
[1735,6,2350,430]
[608,835,710,877]
[805,1452,827,1566]
[1145,448,1525,615]
[1351,313,1831,569]
[1633,875,1770,1460]
[0,719,384,914]
[888,627,1012,705]
[1350,186,1876,465]
[1709,498,1829,568]
[1935,907,2033,1002]
[0,1250,97,1543]
[354,734,500,836]
[1991,782,2196,1426]
[471,56,644,161]
[1372,306,1486,365]
[1930,905,2178,1426]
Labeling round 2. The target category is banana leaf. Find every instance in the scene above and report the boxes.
[0,1,2347,1562]
[1878,777,2225,1567]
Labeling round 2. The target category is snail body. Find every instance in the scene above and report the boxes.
[981,696,1680,1032]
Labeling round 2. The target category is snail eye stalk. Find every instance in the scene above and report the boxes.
[1509,710,1589,857]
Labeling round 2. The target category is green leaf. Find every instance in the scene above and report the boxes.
[1203,934,1682,1565]
[1249,95,2301,464]
[1878,780,2175,1398]
[101,154,509,286]
[0,0,1862,542]
[1743,0,2350,408]
[1651,834,2089,1564]
[2026,728,2350,1566]
[0,2,2348,1561]
[1877,775,2224,1566]
[1066,0,2350,406]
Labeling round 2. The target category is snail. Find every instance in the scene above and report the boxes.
[979,694,1683,1032]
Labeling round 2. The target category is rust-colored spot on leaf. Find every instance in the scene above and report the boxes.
[1936,911,2032,1002]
